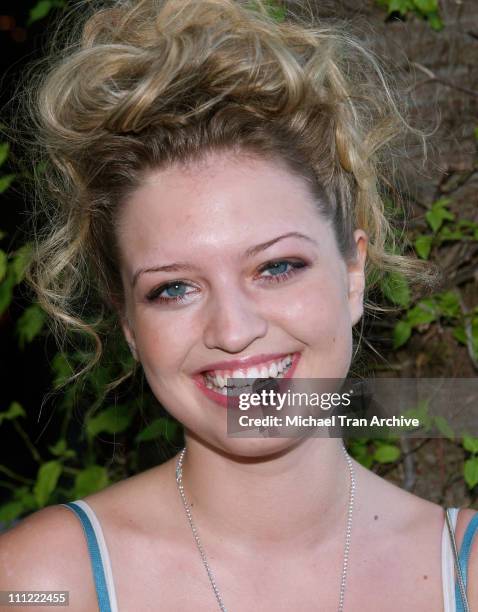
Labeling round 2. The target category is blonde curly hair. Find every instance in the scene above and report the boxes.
[22,0,434,383]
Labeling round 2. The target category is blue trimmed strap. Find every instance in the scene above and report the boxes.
[61,501,112,612]
[455,510,478,612]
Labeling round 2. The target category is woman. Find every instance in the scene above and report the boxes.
[1,0,477,610]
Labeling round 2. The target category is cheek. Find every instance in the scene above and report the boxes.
[277,273,353,374]
[131,309,199,376]
[278,270,351,336]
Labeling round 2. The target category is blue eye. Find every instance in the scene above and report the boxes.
[259,259,307,282]
[147,281,193,303]
[264,261,290,275]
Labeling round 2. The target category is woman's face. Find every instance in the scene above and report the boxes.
[116,150,367,456]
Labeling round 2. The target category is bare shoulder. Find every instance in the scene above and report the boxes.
[353,457,446,532]
[81,455,179,533]
[0,504,99,612]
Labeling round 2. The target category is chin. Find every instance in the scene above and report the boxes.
[195,431,307,463]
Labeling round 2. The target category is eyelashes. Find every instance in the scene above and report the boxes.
[145,259,309,305]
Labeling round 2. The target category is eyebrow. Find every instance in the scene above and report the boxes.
[131,231,317,288]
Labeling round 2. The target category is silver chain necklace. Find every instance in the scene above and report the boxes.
[175,441,356,612]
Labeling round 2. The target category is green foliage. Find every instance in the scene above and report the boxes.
[381,271,411,307]
[464,458,478,489]
[86,405,136,437]
[0,175,15,194]
[0,250,7,283]
[33,461,62,508]
[414,198,478,260]
[453,310,478,363]
[373,442,401,463]
[74,466,109,498]
[375,0,444,30]
[0,401,26,426]
[16,304,46,348]
[461,436,478,489]
[0,143,9,167]
[247,0,286,21]
[393,291,460,349]
[135,418,181,443]
[27,0,66,26]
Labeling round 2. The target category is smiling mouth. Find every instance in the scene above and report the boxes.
[201,353,295,396]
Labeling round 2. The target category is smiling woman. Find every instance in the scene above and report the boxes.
[1,0,477,611]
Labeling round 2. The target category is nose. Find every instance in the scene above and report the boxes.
[203,286,268,353]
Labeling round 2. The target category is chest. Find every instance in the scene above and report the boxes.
[109,535,445,612]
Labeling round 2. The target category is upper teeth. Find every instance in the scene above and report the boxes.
[204,354,293,389]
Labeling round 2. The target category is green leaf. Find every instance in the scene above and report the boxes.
[439,227,463,241]
[453,325,466,345]
[425,199,454,232]
[464,457,478,489]
[74,465,109,498]
[403,399,433,430]
[48,438,67,456]
[433,415,455,441]
[51,352,74,388]
[0,501,24,525]
[413,0,438,14]
[0,249,7,282]
[0,143,9,168]
[0,267,16,316]
[414,235,433,259]
[0,401,26,426]
[16,304,46,348]
[0,276,14,313]
[11,243,33,284]
[247,0,286,21]
[426,208,454,232]
[0,174,15,194]
[381,271,411,307]
[86,404,134,437]
[393,320,412,348]
[438,292,461,319]
[13,487,37,512]
[455,317,478,360]
[265,0,286,21]
[135,417,180,442]
[406,303,438,327]
[33,461,62,508]
[48,438,76,459]
[28,0,53,25]
[373,443,400,463]
[427,11,443,30]
[388,0,412,14]
[463,436,478,454]
[348,440,373,468]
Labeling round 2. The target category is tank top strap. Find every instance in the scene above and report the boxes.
[455,510,478,612]
[61,500,118,612]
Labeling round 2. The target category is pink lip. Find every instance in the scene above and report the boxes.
[192,352,302,409]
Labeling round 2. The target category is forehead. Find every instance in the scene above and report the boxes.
[115,150,330,269]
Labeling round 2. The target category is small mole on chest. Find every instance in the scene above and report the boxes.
[374,515,378,520]
[423,575,428,580]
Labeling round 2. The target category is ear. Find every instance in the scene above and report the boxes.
[120,313,138,361]
[346,229,368,326]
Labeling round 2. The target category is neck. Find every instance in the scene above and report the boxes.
[177,435,354,553]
